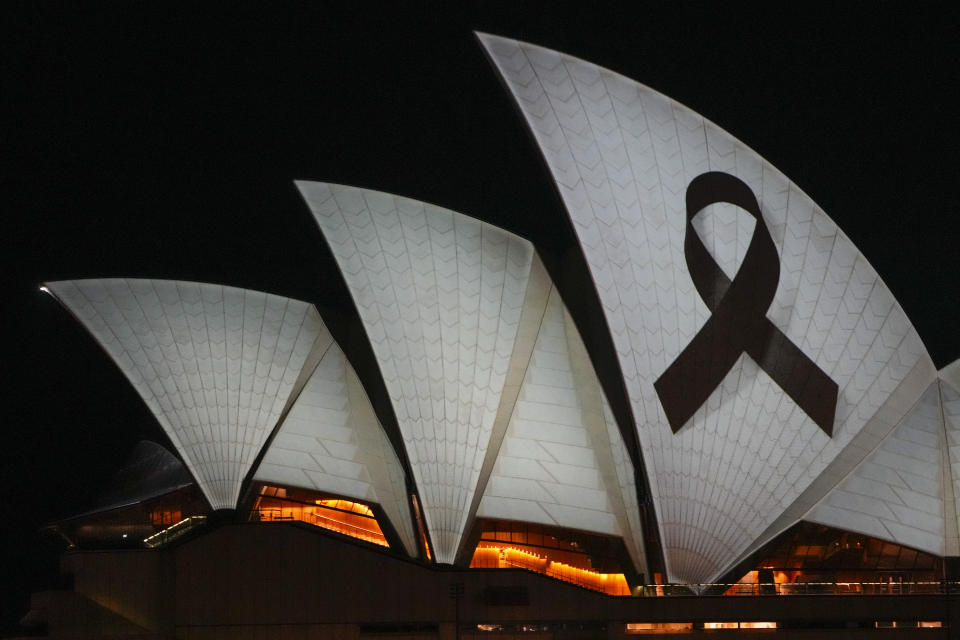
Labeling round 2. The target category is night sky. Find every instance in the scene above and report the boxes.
[2,2,959,631]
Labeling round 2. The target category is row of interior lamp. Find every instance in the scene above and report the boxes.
[254,486,630,596]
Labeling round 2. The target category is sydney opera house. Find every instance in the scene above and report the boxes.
[24,33,960,639]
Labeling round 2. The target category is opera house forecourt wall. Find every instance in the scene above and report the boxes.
[28,32,960,638]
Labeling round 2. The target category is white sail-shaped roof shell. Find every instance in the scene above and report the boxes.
[298,182,535,563]
[941,379,960,554]
[46,279,325,510]
[806,382,947,555]
[254,337,417,556]
[479,33,935,582]
[477,283,646,572]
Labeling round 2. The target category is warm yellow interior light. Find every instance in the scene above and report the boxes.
[470,542,629,596]
[316,498,375,517]
[626,622,693,633]
[254,487,388,547]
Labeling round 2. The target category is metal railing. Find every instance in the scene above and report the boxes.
[142,515,207,549]
[638,581,957,596]
[250,507,388,547]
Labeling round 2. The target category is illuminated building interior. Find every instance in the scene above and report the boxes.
[469,519,630,596]
[625,623,695,633]
[410,493,432,561]
[45,483,208,551]
[626,622,778,631]
[41,440,212,551]
[251,485,388,548]
[726,521,943,595]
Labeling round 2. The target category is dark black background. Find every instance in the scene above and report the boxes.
[2,1,958,631]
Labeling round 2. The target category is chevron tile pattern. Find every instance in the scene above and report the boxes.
[479,33,933,582]
[806,382,946,555]
[942,381,960,545]
[298,182,534,564]
[941,360,960,394]
[255,341,417,555]
[477,285,646,572]
[46,279,324,510]
[724,356,938,572]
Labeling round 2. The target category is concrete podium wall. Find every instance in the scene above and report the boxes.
[59,523,958,640]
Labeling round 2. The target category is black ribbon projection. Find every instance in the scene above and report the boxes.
[654,172,838,436]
